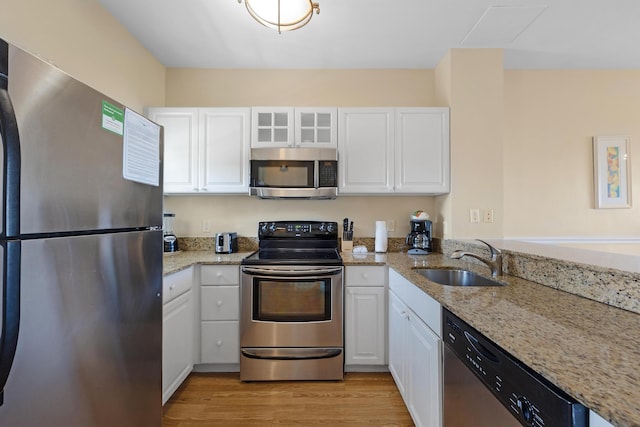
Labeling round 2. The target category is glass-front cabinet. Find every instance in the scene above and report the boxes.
[295,108,337,148]
[251,107,294,147]
[251,107,337,148]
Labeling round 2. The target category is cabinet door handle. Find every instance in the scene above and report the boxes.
[362,273,369,279]
[216,340,223,346]
[217,300,223,307]
[169,284,175,290]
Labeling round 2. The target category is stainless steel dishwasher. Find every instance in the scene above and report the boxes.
[443,309,587,427]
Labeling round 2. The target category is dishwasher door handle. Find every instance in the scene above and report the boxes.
[464,331,500,363]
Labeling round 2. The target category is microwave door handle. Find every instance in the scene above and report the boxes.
[314,160,319,188]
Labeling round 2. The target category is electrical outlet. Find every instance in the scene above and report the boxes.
[469,209,480,223]
[202,219,211,232]
[483,209,494,223]
[387,220,396,232]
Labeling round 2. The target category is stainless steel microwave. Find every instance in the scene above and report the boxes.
[249,147,338,199]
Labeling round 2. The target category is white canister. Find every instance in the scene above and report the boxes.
[374,220,388,253]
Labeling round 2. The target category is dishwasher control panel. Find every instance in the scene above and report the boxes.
[443,309,587,427]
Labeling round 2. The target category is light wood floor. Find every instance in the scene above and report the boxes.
[162,372,414,426]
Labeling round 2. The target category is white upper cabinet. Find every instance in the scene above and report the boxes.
[146,107,250,194]
[395,108,449,194]
[199,108,250,193]
[251,107,294,148]
[251,107,337,148]
[147,108,199,194]
[149,105,447,195]
[338,108,395,194]
[294,108,337,148]
[338,107,450,195]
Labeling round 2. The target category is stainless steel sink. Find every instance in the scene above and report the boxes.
[415,268,504,287]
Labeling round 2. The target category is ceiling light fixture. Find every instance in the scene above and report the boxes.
[238,0,320,33]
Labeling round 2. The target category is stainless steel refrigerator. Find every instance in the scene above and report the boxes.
[0,39,164,426]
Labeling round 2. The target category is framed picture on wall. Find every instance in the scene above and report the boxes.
[593,135,631,209]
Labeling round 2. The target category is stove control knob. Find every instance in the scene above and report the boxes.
[318,222,326,232]
[516,397,533,424]
[326,223,335,233]
[260,223,268,234]
[268,222,277,233]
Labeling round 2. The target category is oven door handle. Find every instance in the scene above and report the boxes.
[241,348,342,360]
[241,266,343,277]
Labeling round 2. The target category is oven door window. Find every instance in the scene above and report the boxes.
[251,160,314,188]
[253,278,331,322]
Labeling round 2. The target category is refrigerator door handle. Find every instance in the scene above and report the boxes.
[0,242,21,406]
[0,39,22,237]
[0,38,22,407]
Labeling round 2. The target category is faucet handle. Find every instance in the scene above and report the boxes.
[476,239,501,259]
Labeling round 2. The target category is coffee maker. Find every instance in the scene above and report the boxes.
[163,212,179,252]
[406,219,432,255]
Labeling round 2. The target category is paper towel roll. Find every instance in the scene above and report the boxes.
[374,220,388,253]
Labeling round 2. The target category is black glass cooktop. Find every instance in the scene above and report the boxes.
[243,221,342,266]
[242,248,342,266]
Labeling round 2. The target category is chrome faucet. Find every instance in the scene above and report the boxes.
[450,239,503,276]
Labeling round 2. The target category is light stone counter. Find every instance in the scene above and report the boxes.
[163,249,639,426]
[163,251,253,275]
[384,252,639,427]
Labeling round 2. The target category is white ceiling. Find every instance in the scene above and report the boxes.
[97,0,640,69]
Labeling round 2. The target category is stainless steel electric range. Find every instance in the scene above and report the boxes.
[240,221,344,381]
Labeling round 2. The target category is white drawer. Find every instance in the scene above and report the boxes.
[345,265,386,287]
[200,265,239,285]
[201,286,239,320]
[200,321,239,364]
[163,267,194,304]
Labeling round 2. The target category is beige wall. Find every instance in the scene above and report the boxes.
[435,49,504,240]
[433,51,453,239]
[8,0,635,243]
[164,68,439,238]
[0,0,165,111]
[165,61,640,241]
[164,196,435,238]
[166,69,434,107]
[503,70,640,238]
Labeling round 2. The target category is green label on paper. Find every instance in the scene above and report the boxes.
[101,100,124,135]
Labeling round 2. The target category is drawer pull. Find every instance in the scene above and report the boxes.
[217,300,223,306]
[169,284,175,290]
[216,340,223,346]
[362,273,368,279]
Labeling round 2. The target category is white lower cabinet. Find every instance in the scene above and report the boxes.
[162,267,195,405]
[388,268,442,427]
[199,265,240,367]
[344,266,387,368]
[200,321,240,364]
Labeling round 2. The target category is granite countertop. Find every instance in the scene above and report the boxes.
[163,250,253,275]
[383,252,639,427]
[163,250,639,427]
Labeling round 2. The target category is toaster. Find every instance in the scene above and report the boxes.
[215,232,238,254]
